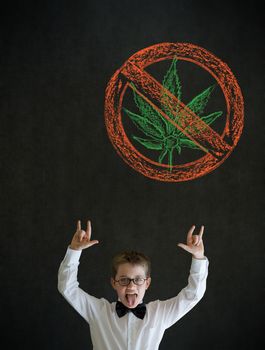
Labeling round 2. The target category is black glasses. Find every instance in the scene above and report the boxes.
[114,277,148,286]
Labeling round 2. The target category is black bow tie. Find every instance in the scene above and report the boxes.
[116,301,146,320]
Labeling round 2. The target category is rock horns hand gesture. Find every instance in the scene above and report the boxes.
[70,220,99,251]
[178,225,205,259]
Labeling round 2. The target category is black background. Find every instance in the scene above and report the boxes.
[2,0,264,349]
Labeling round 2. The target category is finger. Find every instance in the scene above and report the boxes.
[178,243,192,254]
[88,240,99,247]
[199,225,204,239]
[187,225,196,243]
[195,237,204,249]
[86,220,91,239]
[78,230,86,242]
[193,235,199,246]
[77,220,81,232]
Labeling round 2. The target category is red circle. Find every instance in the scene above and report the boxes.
[104,43,244,182]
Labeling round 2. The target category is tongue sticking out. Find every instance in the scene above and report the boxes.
[126,294,137,307]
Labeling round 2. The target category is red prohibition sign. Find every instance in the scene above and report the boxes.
[104,43,244,182]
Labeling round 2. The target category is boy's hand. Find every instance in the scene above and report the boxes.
[177,225,205,259]
[70,220,99,251]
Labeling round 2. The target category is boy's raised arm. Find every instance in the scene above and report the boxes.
[70,220,99,251]
[158,225,208,329]
[58,220,100,323]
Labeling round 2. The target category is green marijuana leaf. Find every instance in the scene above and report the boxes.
[123,58,223,170]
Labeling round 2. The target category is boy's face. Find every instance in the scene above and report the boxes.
[111,263,151,308]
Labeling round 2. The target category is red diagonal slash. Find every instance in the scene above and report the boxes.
[121,61,231,159]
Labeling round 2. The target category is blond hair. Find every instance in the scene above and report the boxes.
[111,250,151,278]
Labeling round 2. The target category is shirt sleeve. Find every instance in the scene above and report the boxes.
[57,247,104,324]
[157,257,209,329]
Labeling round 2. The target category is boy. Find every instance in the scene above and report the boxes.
[58,220,208,350]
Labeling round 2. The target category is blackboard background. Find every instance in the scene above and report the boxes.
[2,0,264,349]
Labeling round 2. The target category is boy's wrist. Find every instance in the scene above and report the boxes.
[69,244,82,251]
[192,254,205,260]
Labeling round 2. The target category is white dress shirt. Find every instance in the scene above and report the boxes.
[58,248,209,350]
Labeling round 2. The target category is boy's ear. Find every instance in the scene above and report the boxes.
[146,277,151,290]
[110,277,116,290]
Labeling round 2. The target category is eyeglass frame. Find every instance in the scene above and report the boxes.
[114,277,148,286]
